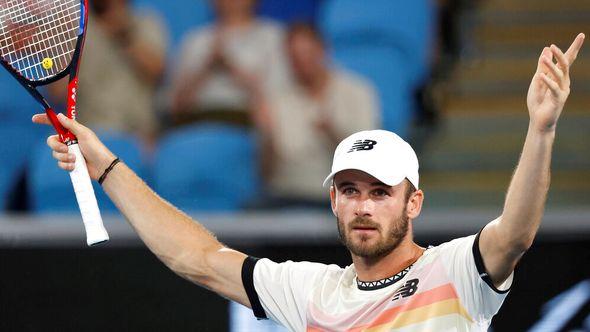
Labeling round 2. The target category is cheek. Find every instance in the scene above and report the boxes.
[334,197,352,220]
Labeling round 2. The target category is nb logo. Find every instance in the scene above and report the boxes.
[392,279,419,301]
[348,139,377,153]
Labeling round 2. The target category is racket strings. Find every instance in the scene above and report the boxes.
[0,0,80,81]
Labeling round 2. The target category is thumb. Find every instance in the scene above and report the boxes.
[56,113,83,134]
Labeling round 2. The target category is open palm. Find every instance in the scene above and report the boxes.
[527,33,584,132]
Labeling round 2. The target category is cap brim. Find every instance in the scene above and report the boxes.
[322,166,406,188]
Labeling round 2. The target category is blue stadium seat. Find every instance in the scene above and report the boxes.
[0,124,50,210]
[133,0,212,51]
[153,124,260,212]
[28,129,144,213]
[319,0,434,137]
[0,73,49,210]
[331,47,413,137]
[320,0,434,85]
[257,0,320,23]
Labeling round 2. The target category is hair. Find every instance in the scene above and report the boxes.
[404,179,417,203]
[286,21,325,47]
[89,0,127,16]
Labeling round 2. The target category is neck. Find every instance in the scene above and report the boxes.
[352,237,425,282]
[300,69,330,99]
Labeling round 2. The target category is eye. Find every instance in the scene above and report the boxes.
[342,187,358,195]
[372,188,389,197]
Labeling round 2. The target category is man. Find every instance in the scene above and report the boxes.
[33,34,584,330]
[170,0,288,125]
[255,23,380,206]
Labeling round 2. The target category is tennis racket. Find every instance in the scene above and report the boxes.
[0,0,108,246]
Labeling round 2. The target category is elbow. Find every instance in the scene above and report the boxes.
[164,245,221,286]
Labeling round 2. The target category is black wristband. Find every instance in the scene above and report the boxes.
[98,158,121,185]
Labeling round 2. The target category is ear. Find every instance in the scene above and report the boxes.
[330,185,337,217]
[406,189,424,220]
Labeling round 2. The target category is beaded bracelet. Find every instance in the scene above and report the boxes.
[98,157,121,185]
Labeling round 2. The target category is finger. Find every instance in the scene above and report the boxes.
[52,150,75,163]
[540,72,561,97]
[47,135,68,153]
[564,33,585,65]
[550,44,570,74]
[32,113,51,125]
[536,47,553,74]
[542,55,565,88]
[58,161,75,171]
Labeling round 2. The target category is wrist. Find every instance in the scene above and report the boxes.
[528,121,557,136]
[98,157,121,185]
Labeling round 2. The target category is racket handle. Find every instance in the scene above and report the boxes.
[68,143,109,246]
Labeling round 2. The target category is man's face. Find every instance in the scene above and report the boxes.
[332,170,411,259]
[287,31,325,84]
[213,0,256,18]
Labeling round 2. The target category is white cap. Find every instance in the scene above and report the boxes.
[323,130,419,189]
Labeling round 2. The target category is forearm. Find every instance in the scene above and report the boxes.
[101,162,224,282]
[500,124,555,250]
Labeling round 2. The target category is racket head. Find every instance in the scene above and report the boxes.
[0,0,88,86]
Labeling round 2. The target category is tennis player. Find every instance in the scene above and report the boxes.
[34,34,584,331]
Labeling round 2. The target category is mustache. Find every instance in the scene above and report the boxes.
[349,217,380,229]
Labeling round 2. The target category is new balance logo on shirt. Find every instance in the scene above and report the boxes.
[348,139,377,153]
[392,279,419,301]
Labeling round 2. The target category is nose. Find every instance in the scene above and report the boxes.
[354,195,374,218]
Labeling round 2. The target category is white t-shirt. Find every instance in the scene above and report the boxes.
[173,19,289,111]
[242,233,512,331]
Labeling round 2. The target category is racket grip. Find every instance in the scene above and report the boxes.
[68,144,109,246]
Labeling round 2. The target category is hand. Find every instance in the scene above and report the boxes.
[527,33,585,132]
[99,0,132,43]
[32,113,116,180]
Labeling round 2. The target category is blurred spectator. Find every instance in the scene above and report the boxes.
[170,0,288,126]
[254,23,380,207]
[48,0,167,145]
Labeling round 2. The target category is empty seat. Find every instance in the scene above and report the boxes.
[319,0,435,137]
[28,129,144,213]
[320,0,433,84]
[153,124,260,212]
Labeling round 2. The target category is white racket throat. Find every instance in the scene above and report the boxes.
[68,143,109,246]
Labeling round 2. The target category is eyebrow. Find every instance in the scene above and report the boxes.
[336,181,355,188]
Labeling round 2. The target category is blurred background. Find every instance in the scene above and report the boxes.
[1,0,589,331]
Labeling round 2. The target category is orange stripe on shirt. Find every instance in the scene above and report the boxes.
[363,298,473,331]
[342,283,471,332]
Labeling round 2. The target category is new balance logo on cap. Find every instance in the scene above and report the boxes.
[348,139,377,153]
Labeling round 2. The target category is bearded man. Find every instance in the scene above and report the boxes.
[33,33,585,331]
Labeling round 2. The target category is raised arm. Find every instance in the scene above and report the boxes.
[32,113,251,307]
[479,33,585,287]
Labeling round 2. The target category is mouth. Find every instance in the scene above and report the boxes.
[351,226,379,235]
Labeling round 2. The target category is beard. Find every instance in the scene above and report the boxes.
[337,209,409,259]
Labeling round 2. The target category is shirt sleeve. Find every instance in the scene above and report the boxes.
[241,257,335,331]
[437,233,513,324]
